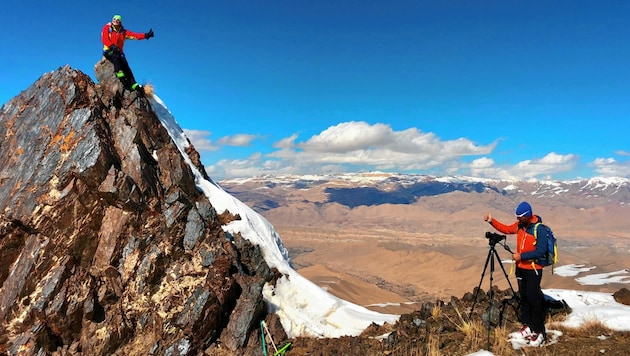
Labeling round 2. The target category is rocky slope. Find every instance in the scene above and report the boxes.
[0,63,278,355]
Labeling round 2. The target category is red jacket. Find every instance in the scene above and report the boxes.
[489,215,543,270]
[101,23,147,53]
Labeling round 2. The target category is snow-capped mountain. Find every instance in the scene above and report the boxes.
[218,172,630,245]
[220,172,630,210]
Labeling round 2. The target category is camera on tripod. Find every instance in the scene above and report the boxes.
[485,231,506,245]
[470,231,520,346]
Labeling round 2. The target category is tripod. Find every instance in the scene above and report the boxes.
[468,232,520,349]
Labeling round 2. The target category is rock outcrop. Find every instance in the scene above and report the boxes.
[0,62,276,355]
[613,287,630,306]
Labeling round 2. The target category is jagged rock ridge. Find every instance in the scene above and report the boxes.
[0,63,278,355]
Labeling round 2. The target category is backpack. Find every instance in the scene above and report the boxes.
[533,222,558,272]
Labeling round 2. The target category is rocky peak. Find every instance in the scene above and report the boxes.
[0,62,278,355]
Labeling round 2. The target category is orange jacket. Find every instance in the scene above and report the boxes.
[101,23,147,53]
[489,215,544,270]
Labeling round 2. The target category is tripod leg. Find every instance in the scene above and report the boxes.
[469,248,493,320]
[487,249,496,347]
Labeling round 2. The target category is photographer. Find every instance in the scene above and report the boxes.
[483,202,548,346]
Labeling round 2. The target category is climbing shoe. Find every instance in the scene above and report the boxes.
[527,332,546,347]
[116,70,125,78]
[509,325,532,339]
[131,83,145,96]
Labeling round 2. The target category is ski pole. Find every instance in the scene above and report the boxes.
[260,321,267,356]
[262,321,278,353]
[274,342,291,355]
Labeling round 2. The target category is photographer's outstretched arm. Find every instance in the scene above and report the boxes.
[483,211,517,258]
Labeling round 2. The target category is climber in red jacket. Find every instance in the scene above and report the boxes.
[101,14,154,92]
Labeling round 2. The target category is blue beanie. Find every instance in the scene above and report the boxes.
[515,202,532,217]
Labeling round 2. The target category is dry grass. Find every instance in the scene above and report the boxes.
[556,317,613,337]
[425,333,441,356]
[431,303,441,319]
[490,327,513,355]
[396,303,516,356]
[444,303,483,348]
[548,306,614,338]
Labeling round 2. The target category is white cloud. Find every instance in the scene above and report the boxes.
[206,154,349,179]
[297,122,494,157]
[591,157,630,178]
[300,122,394,153]
[182,129,218,151]
[217,134,258,147]
[207,152,297,178]
[512,152,578,177]
[192,122,589,181]
[273,133,299,149]
[469,153,579,180]
[268,121,496,172]
[183,129,258,151]
[184,130,258,151]
[206,154,271,178]
[470,157,494,169]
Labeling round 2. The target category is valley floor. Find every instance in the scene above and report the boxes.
[277,226,630,315]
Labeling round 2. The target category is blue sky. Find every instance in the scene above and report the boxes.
[2,1,629,180]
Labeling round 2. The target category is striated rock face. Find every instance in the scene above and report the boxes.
[0,63,276,355]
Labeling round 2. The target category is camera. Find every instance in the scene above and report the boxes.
[485,231,506,245]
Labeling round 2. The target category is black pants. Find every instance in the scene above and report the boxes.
[103,51,137,90]
[516,267,545,334]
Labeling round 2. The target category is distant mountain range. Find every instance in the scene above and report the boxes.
[220,173,629,209]
[219,173,630,241]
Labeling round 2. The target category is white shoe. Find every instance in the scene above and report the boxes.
[509,325,532,339]
[528,332,545,347]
